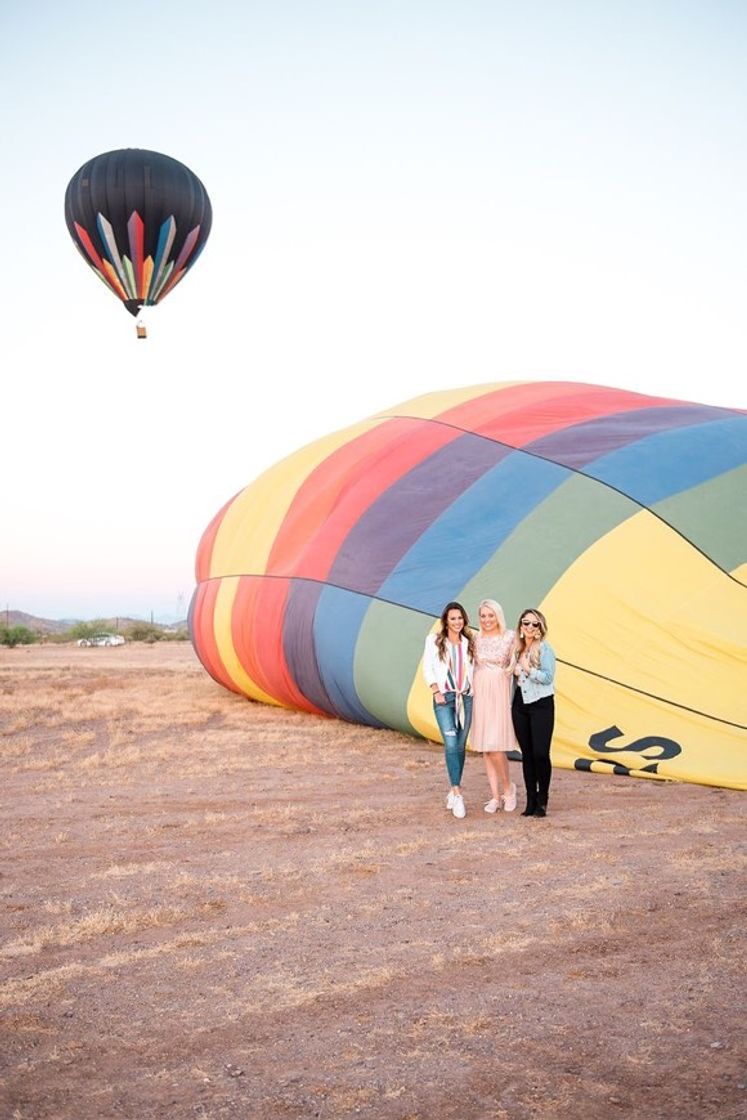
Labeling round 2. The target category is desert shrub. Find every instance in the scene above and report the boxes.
[68,621,110,641]
[125,622,163,642]
[0,626,38,647]
[161,628,190,642]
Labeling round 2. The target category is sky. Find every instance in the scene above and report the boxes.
[2,0,746,622]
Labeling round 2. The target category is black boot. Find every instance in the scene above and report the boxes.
[532,804,547,817]
[521,797,537,817]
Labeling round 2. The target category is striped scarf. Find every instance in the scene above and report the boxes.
[446,640,468,729]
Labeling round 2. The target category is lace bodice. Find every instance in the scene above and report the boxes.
[475,629,515,671]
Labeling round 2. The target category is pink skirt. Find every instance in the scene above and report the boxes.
[471,666,517,752]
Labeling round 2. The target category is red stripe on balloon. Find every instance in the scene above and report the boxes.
[73,222,106,271]
[127,212,145,299]
[438,382,677,446]
[267,417,460,580]
[231,577,325,714]
[192,581,241,695]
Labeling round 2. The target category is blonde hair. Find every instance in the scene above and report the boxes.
[512,608,548,669]
[477,598,506,634]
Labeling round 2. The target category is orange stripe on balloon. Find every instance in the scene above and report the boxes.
[141,257,154,300]
[231,577,324,714]
[268,417,460,580]
[74,223,123,298]
[101,259,128,300]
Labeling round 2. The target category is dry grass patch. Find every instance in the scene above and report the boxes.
[1,645,743,1120]
[0,904,187,959]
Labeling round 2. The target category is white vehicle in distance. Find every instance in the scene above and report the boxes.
[76,633,126,647]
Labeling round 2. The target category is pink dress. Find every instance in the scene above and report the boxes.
[471,630,517,752]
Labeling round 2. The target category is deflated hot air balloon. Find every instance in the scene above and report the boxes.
[64,148,211,336]
[190,381,747,791]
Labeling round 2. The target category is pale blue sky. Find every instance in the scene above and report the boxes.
[2,1,745,620]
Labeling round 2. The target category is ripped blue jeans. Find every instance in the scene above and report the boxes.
[433,691,473,787]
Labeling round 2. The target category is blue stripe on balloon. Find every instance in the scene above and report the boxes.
[313,586,385,727]
[528,405,733,470]
[329,433,509,596]
[378,451,569,614]
[583,416,747,505]
[149,217,176,299]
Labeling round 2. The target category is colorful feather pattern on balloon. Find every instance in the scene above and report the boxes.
[65,148,211,316]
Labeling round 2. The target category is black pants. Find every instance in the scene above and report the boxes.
[512,692,555,808]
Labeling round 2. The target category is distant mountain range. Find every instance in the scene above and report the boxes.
[3,611,187,633]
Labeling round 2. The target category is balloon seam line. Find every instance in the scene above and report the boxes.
[195,573,746,731]
[380,413,747,588]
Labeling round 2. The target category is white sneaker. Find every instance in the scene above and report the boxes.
[503,782,517,812]
[484,798,501,814]
[452,794,466,819]
[446,791,455,810]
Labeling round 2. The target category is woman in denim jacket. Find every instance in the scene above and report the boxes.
[423,602,475,819]
[510,608,556,817]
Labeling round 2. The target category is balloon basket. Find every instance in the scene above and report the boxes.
[136,322,147,340]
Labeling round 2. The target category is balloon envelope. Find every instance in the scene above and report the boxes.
[190,381,747,790]
[64,148,212,315]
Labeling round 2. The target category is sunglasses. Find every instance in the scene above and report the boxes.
[521,619,541,629]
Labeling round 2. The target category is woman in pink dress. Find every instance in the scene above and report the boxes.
[472,598,518,813]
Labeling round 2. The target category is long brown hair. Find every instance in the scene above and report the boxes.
[435,601,475,662]
[512,607,548,669]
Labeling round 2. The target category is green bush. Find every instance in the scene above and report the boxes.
[68,621,111,641]
[0,626,38,647]
[161,628,190,642]
[125,623,163,642]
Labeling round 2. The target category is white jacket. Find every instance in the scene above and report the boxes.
[422,633,474,694]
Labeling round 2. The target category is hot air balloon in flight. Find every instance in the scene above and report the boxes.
[190,381,747,791]
[64,148,212,337]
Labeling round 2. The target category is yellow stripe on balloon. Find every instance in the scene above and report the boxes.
[376,382,527,421]
[406,626,442,742]
[553,663,747,790]
[209,418,386,578]
[542,509,747,727]
[212,576,279,705]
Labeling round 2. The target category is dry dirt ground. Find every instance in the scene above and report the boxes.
[0,644,744,1120]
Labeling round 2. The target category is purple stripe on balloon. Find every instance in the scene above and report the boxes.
[527,405,735,470]
[329,432,510,596]
[281,580,337,715]
[173,225,201,273]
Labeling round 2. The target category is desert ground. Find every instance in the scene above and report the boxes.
[0,643,744,1120]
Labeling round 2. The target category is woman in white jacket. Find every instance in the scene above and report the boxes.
[422,601,475,818]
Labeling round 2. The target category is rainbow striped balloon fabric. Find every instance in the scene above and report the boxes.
[190,381,747,790]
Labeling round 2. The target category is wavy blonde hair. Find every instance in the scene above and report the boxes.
[512,607,548,669]
[477,598,506,634]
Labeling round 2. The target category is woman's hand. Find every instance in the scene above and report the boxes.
[433,690,445,704]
